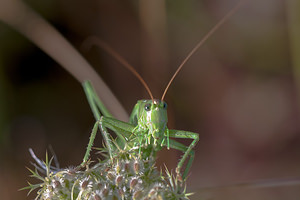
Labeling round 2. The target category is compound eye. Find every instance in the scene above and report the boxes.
[144,103,151,111]
[163,102,167,109]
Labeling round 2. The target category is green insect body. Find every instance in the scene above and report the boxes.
[81,81,199,180]
[80,0,244,181]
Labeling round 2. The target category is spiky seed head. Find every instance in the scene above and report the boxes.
[133,160,140,174]
[130,178,138,190]
[107,172,114,181]
[115,175,123,186]
[104,167,110,172]
[133,190,143,200]
[81,180,89,189]
[148,188,156,196]
[123,162,130,172]
[94,194,101,200]
[26,145,192,199]
[102,188,109,197]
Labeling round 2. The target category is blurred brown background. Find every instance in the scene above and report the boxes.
[0,0,300,199]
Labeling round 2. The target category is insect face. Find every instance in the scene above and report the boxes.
[144,99,168,142]
[129,100,168,141]
[142,100,168,131]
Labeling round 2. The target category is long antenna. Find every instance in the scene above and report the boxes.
[161,0,247,100]
[82,37,154,101]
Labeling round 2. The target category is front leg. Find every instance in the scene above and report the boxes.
[81,121,99,167]
[168,129,199,180]
[81,116,136,167]
[80,118,114,167]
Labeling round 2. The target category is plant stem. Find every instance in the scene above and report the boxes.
[0,0,129,121]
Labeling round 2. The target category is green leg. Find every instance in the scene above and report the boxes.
[168,130,199,180]
[81,81,116,163]
[81,115,135,166]
[99,116,136,155]
[82,81,113,119]
[81,121,101,166]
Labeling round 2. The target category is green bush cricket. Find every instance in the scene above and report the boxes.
[82,80,199,180]
[79,1,246,181]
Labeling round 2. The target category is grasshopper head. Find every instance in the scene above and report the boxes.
[130,99,168,143]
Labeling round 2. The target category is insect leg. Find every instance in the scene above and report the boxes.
[81,81,115,162]
[81,121,102,166]
[100,116,136,154]
[168,130,199,180]
[81,116,133,166]
[82,81,113,119]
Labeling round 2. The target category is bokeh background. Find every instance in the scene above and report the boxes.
[0,0,300,199]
